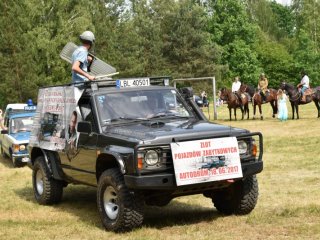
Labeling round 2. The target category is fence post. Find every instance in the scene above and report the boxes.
[213,77,217,120]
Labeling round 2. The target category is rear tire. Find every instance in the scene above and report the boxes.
[32,156,63,205]
[97,168,144,232]
[213,175,259,215]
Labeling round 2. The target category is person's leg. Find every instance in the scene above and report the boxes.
[301,86,307,101]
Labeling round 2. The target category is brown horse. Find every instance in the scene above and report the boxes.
[251,89,278,120]
[219,88,249,120]
[280,82,320,119]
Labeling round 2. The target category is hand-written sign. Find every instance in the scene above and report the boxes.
[170,137,243,186]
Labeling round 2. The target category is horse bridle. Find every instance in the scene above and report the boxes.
[220,91,229,101]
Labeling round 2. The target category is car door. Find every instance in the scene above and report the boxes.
[1,117,12,156]
[60,101,98,186]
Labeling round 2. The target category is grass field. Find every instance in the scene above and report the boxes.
[1,102,320,240]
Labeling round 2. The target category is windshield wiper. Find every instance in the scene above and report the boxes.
[147,112,190,120]
[103,117,148,124]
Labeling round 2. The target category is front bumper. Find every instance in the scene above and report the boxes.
[12,153,30,163]
[124,160,263,190]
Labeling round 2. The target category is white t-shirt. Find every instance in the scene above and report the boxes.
[301,75,310,88]
[232,81,241,92]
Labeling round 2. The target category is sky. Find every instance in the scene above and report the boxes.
[275,0,292,5]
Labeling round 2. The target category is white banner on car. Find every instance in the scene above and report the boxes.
[29,86,83,152]
[170,137,243,186]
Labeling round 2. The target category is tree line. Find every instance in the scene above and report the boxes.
[0,0,319,106]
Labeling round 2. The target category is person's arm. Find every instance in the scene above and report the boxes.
[0,117,6,130]
[72,61,95,81]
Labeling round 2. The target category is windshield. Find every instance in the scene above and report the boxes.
[10,116,34,133]
[96,89,193,125]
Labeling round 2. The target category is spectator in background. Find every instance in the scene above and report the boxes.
[201,91,209,107]
[277,89,288,122]
[0,109,6,130]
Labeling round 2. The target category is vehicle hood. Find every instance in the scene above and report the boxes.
[104,119,248,144]
[10,132,31,142]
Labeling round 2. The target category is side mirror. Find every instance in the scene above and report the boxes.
[1,129,8,134]
[179,87,194,99]
[77,121,92,134]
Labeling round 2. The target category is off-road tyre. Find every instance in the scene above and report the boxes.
[32,156,63,205]
[213,175,259,215]
[97,168,144,232]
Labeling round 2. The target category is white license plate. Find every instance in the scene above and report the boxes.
[22,157,30,163]
[116,78,150,88]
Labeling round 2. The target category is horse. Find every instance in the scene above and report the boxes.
[219,88,250,121]
[240,84,278,120]
[240,83,255,100]
[280,82,320,119]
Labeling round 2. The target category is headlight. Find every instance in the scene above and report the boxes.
[238,140,248,154]
[19,145,26,151]
[144,150,159,166]
[13,144,20,153]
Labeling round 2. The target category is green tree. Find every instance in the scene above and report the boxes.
[207,0,260,86]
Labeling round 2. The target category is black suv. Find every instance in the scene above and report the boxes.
[29,77,263,232]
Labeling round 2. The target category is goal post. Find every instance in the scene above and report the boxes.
[172,77,217,120]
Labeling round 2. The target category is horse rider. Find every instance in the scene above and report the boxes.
[297,70,310,101]
[232,76,242,105]
[258,73,269,102]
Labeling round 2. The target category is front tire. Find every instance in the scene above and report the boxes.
[32,156,63,205]
[213,175,259,215]
[97,168,144,232]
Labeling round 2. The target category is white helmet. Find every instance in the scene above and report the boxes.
[79,31,95,43]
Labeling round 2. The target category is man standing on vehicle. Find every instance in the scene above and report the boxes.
[72,31,96,83]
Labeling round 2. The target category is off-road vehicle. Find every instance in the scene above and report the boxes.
[28,77,263,232]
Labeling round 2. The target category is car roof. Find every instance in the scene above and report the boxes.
[8,112,36,119]
[5,103,27,110]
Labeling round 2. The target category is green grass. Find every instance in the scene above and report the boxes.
[1,102,320,240]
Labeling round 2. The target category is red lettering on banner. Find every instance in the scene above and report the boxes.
[200,141,211,148]
[174,150,201,160]
[179,169,209,179]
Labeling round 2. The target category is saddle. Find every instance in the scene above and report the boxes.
[259,89,268,102]
[234,92,242,105]
[303,88,313,96]
[300,88,314,102]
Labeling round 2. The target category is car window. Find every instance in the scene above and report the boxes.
[96,89,192,125]
[10,117,34,133]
